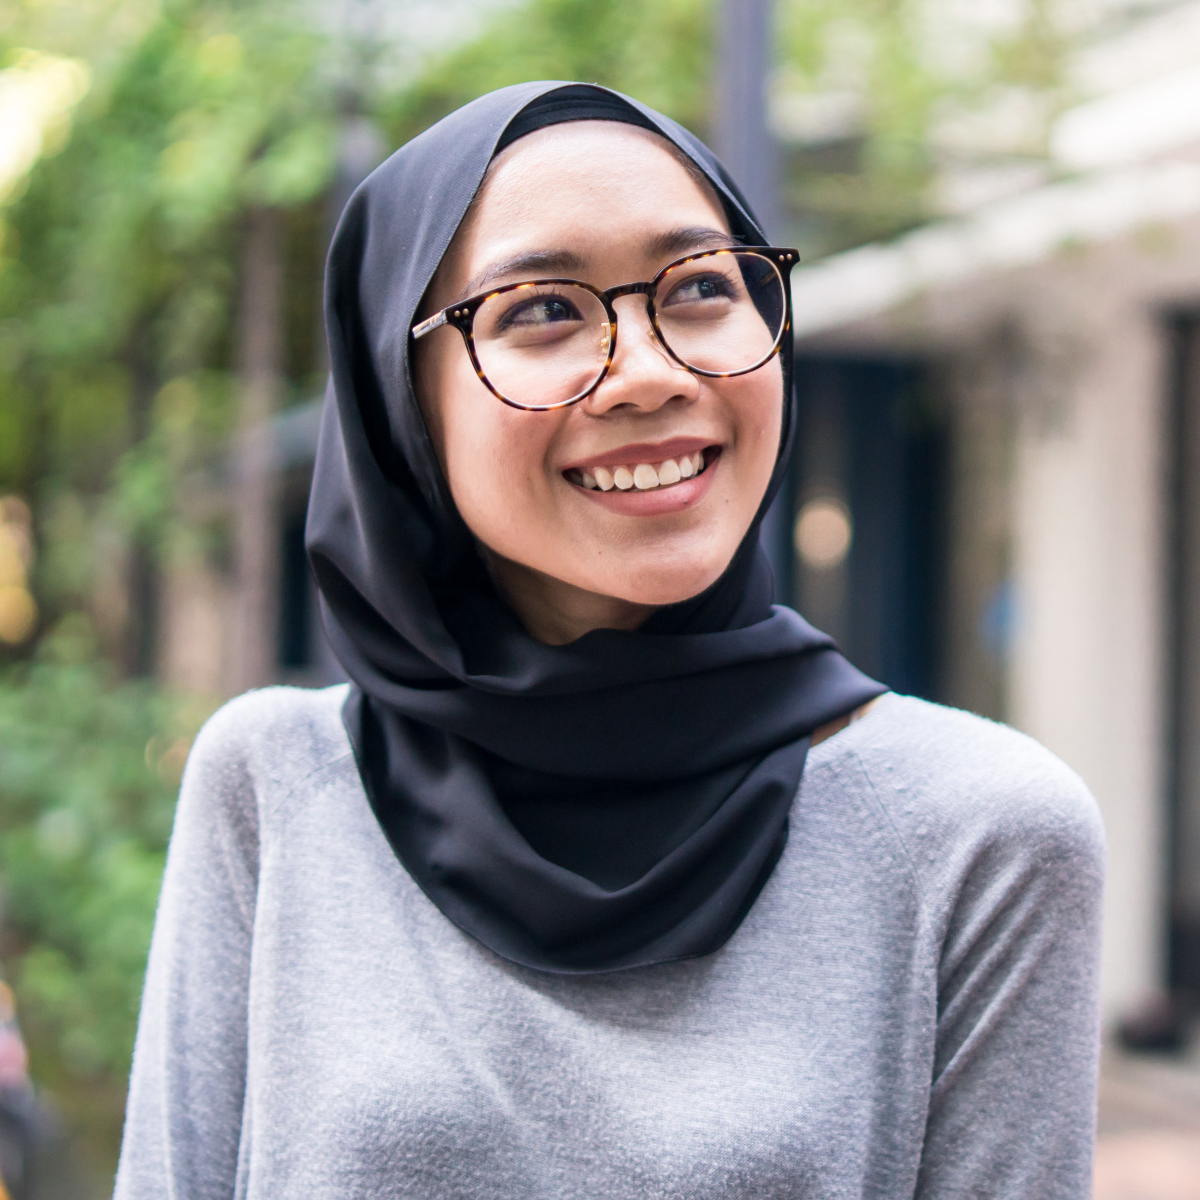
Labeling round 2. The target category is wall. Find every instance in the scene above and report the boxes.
[1004,261,1168,1019]
[800,216,1200,1019]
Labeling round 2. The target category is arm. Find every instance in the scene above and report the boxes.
[914,773,1105,1199]
[113,700,261,1200]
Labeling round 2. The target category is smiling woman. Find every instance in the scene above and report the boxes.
[113,83,1105,1200]
[414,122,788,639]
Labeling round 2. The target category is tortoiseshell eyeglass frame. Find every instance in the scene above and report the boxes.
[410,246,800,412]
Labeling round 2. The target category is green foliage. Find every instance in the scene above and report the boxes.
[0,620,210,1170]
[380,0,718,149]
[0,9,342,1173]
[0,0,338,615]
[379,0,1068,258]
[775,0,1069,252]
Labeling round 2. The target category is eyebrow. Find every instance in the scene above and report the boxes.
[644,225,745,260]
[458,249,585,302]
[455,226,744,302]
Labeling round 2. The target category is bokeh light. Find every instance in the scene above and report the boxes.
[793,496,853,570]
[0,495,37,645]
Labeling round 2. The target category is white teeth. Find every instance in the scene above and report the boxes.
[633,463,660,490]
[573,452,710,491]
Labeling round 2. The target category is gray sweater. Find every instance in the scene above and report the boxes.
[113,686,1104,1200]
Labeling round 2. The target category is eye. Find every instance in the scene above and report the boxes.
[662,270,737,308]
[496,293,584,331]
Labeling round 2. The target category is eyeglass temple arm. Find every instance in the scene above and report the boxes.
[411,311,448,339]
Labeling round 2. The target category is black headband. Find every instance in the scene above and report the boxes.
[494,84,661,155]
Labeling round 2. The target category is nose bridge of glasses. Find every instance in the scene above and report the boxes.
[602,280,654,304]
[603,284,676,365]
[604,282,659,340]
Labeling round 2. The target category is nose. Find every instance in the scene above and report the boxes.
[580,293,699,417]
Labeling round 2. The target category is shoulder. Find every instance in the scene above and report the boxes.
[184,683,353,804]
[811,693,1105,894]
[159,687,351,923]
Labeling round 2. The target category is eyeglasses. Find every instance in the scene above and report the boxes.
[411,246,799,412]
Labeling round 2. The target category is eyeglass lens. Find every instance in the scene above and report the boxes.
[470,251,786,409]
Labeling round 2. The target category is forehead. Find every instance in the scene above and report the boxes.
[453,122,730,264]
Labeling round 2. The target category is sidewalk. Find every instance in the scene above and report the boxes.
[1095,1046,1200,1199]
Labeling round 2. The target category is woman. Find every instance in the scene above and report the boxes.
[114,83,1104,1199]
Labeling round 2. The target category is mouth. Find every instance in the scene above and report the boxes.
[564,447,717,493]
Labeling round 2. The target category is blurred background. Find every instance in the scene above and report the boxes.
[2,0,1200,1194]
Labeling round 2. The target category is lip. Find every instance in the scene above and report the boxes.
[571,448,721,516]
[559,436,716,474]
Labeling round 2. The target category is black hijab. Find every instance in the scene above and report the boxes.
[306,82,885,974]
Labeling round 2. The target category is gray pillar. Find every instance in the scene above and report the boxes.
[713,0,780,238]
[712,0,791,602]
[230,207,285,693]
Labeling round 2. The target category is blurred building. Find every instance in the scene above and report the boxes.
[784,0,1200,1022]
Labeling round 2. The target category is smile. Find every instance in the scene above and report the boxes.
[567,450,711,492]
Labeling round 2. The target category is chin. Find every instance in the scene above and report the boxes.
[603,558,729,608]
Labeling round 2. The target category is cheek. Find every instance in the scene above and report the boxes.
[728,365,785,492]
[436,364,560,551]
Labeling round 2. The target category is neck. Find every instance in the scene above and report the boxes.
[483,549,656,645]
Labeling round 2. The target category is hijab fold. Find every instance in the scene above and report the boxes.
[307,81,885,974]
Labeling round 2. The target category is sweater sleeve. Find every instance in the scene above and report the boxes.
[113,696,262,1200]
[912,759,1105,1200]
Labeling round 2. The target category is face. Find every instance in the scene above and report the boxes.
[415,121,784,643]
